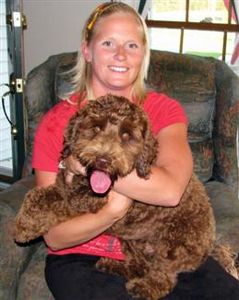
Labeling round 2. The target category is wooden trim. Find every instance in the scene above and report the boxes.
[146,20,239,33]
[185,0,189,22]
[179,28,184,53]
[222,31,227,61]
[0,174,15,184]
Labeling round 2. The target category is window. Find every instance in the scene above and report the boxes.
[0,0,13,178]
[146,0,239,73]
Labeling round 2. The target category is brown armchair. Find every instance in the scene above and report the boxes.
[0,50,238,299]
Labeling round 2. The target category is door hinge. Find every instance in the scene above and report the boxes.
[16,78,24,93]
[6,12,27,29]
[9,73,25,94]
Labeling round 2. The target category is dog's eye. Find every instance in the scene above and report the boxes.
[121,132,131,142]
[94,126,101,133]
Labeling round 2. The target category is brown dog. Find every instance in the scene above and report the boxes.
[15,94,231,299]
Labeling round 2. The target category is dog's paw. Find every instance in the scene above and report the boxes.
[14,228,38,244]
[95,257,110,272]
[126,278,159,300]
[96,257,121,274]
[96,257,129,277]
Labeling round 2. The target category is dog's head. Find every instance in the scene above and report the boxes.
[62,94,158,194]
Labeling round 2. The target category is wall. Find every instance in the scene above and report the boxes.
[23,0,103,74]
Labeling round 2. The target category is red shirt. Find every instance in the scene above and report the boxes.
[32,92,187,259]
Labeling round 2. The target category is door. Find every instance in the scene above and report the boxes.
[0,0,26,183]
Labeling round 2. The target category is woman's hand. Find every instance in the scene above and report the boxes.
[61,162,133,219]
[104,190,133,220]
[60,155,86,184]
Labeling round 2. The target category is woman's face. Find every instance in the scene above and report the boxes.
[82,13,145,99]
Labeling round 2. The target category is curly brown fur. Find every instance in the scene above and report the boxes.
[14,94,235,299]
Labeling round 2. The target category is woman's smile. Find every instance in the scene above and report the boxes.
[108,65,129,73]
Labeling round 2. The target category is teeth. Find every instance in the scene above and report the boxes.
[109,66,128,72]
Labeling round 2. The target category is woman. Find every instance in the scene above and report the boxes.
[32,2,193,299]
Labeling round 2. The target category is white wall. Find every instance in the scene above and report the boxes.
[23,0,103,74]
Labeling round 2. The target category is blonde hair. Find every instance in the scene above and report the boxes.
[66,1,150,105]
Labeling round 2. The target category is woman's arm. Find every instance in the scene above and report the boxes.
[63,123,193,207]
[35,170,132,250]
[35,170,57,187]
[44,191,132,250]
[113,123,193,206]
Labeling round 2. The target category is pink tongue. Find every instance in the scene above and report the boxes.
[90,170,112,194]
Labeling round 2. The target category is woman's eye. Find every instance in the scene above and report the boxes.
[125,42,140,50]
[102,40,112,47]
[128,43,138,49]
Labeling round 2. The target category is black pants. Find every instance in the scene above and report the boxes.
[45,254,136,300]
[45,254,239,300]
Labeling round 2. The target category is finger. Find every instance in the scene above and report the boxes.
[58,160,66,169]
[65,171,74,184]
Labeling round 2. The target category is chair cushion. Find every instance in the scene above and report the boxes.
[205,181,239,252]
[0,202,31,299]
[54,52,77,99]
[17,243,51,300]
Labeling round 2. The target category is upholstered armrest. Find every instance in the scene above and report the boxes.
[213,60,239,194]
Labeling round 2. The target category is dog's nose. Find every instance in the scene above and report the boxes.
[95,157,111,169]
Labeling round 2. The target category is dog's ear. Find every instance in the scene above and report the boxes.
[135,119,158,178]
[61,112,82,159]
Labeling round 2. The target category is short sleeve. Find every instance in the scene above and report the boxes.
[143,92,188,136]
[32,101,78,172]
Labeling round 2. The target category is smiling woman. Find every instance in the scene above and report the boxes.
[30,1,239,300]
[30,2,193,299]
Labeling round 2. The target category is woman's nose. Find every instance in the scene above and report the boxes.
[114,45,126,61]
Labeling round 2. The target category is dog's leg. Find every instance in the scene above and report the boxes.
[96,257,130,277]
[97,240,159,299]
[96,240,148,279]
[96,255,147,279]
[14,185,67,243]
[127,239,211,300]
[126,268,177,300]
[125,248,180,300]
